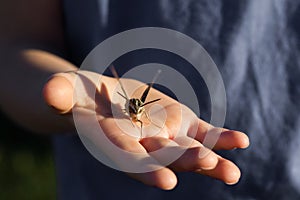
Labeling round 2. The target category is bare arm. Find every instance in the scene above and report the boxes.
[0,0,76,133]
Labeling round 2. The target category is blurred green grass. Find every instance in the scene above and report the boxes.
[0,113,56,200]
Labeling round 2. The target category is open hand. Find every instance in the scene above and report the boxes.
[43,70,249,190]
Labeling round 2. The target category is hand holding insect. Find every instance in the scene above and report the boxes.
[43,70,250,190]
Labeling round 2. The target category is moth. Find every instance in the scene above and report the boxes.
[110,65,161,138]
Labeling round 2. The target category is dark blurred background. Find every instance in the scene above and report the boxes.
[0,112,56,200]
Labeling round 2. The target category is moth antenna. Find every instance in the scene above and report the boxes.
[140,69,162,103]
[143,98,161,106]
[117,92,127,100]
[109,65,129,100]
[151,69,162,85]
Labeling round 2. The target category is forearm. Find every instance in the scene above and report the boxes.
[0,44,77,133]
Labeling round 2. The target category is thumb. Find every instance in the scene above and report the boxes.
[43,72,76,114]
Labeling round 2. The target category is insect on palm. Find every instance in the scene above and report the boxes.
[110,65,162,138]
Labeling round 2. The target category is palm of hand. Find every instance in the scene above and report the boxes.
[47,70,249,190]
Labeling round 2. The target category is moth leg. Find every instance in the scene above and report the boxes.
[129,118,135,128]
[145,111,164,129]
[136,119,143,139]
[122,108,135,127]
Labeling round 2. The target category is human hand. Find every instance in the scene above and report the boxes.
[43,70,249,190]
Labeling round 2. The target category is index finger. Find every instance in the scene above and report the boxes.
[189,119,249,150]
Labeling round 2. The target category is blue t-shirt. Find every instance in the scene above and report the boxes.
[54,0,300,199]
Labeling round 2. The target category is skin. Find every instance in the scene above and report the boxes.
[0,0,249,190]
